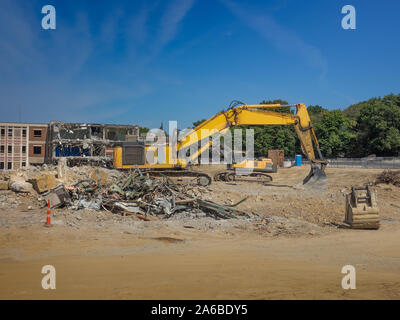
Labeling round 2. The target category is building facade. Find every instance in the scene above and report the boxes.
[0,123,48,171]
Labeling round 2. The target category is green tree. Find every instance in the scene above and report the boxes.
[139,127,149,135]
[192,119,207,128]
[352,96,400,156]
[307,105,328,123]
[313,110,355,157]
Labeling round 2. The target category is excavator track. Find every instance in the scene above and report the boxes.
[142,169,212,187]
[214,171,273,184]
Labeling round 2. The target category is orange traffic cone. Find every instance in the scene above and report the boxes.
[45,200,51,227]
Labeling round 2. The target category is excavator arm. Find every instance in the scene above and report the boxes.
[178,103,328,185]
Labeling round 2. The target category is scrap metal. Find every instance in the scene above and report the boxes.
[42,168,250,220]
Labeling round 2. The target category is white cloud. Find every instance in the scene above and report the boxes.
[0,0,196,124]
[0,1,156,123]
[221,0,328,78]
[153,0,196,54]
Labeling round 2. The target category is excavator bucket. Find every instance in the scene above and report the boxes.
[302,165,327,188]
[345,185,380,229]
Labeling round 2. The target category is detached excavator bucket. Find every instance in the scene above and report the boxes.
[302,165,327,188]
[345,185,380,229]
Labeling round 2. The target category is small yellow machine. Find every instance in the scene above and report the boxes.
[114,102,328,186]
[214,158,277,182]
[233,157,277,172]
[345,185,380,229]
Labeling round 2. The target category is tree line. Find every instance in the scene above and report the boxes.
[192,93,400,159]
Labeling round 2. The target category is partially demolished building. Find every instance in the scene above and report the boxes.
[46,121,140,167]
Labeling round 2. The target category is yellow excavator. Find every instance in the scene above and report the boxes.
[214,157,277,183]
[113,102,328,186]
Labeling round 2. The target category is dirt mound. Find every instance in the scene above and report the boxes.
[375,170,400,187]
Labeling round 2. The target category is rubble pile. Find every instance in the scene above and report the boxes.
[375,170,400,187]
[1,164,252,221]
[0,191,23,209]
[57,169,251,220]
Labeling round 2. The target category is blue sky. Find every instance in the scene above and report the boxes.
[0,0,399,129]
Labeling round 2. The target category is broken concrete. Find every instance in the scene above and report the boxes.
[9,176,36,194]
[0,180,8,190]
[28,174,57,193]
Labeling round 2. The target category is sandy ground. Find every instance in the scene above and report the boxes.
[0,166,399,299]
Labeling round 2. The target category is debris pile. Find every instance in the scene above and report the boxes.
[2,164,251,221]
[0,191,23,209]
[59,169,251,220]
[375,170,400,187]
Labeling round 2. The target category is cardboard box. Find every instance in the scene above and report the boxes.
[268,149,285,167]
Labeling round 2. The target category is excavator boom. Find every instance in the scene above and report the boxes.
[178,103,328,186]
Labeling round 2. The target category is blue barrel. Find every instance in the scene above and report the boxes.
[295,155,302,166]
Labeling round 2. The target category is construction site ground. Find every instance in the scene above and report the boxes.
[1,166,399,299]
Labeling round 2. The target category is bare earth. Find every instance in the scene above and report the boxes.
[0,167,399,299]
